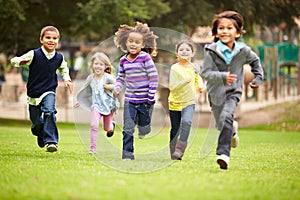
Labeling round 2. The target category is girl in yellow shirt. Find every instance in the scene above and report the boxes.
[169,39,204,160]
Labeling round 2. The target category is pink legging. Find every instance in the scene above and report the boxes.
[90,109,114,152]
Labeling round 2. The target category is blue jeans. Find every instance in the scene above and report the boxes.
[211,95,239,157]
[29,93,58,145]
[169,104,195,146]
[122,102,154,159]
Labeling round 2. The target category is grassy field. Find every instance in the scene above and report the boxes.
[0,118,299,200]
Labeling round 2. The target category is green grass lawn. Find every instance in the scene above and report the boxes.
[0,118,299,200]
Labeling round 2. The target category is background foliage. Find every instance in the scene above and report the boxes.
[0,0,300,58]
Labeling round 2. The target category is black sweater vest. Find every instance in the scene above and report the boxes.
[27,48,63,98]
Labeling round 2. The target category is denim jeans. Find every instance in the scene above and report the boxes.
[29,93,58,145]
[169,104,195,146]
[211,95,239,157]
[122,102,154,159]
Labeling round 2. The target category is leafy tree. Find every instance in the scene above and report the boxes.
[72,0,170,42]
[205,0,300,36]
[0,0,169,58]
[149,0,214,36]
[1,0,300,60]
[0,0,86,58]
[0,0,27,57]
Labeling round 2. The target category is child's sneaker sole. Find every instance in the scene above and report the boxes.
[106,122,115,137]
[88,150,95,154]
[217,154,230,170]
[45,144,57,152]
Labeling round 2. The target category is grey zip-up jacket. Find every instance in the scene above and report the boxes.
[76,73,119,112]
[201,43,264,106]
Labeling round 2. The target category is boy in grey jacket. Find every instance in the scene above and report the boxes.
[201,11,264,169]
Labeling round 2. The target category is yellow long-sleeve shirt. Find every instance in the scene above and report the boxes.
[168,63,203,111]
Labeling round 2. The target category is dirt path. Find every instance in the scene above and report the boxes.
[238,100,299,128]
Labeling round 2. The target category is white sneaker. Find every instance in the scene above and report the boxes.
[88,150,95,154]
[122,158,133,161]
[217,154,230,170]
[231,120,239,148]
[45,144,57,152]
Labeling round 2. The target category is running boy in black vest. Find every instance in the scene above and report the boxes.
[11,26,73,152]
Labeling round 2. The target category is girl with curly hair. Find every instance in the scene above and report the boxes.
[113,22,158,160]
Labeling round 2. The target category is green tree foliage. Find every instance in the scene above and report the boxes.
[72,0,170,42]
[0,0,85,57]
[0,0,169,57]
[149,0,214,36]
[0,0,27,57]
[1,0,300,59]
[206,0,300,33]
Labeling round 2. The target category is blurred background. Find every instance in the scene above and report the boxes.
[0,0,299,127]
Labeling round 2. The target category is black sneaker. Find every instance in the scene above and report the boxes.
[37,137,45,148]
[106,122,115,137]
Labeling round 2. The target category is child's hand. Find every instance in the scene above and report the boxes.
[249,82,259,88]
[226,72,237,85]
[74,103,80,108]
[65,81,73,94]
[186,77,192,83]
[103,83,110,91]
[113,91,119,98]
[19,60,30,65]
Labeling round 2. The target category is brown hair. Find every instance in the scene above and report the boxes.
[114,22,158,57]
[40,26,60,39]
[175,39,196,54]
[211,11,246,42]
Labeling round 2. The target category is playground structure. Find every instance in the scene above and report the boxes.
[257,42,300,100]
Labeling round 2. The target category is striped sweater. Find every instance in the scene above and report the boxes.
[114,51,158,104]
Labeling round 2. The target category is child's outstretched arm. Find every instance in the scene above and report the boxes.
[65,80,73,94]
[114,63,125,98]
[57,58,73,94]
[145,59,158,105]
[10,50,34,68]
[195,73,204,93]
[247,50,264,88]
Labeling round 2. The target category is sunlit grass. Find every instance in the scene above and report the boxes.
[0,118,299,200]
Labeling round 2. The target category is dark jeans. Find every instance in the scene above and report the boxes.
[211,95,239,157]
[169,104,195,147]
[122,102,154,159]
[29,93,58,145]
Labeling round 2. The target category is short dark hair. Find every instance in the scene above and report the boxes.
[40,26,60,39]
[211,11,246,42]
